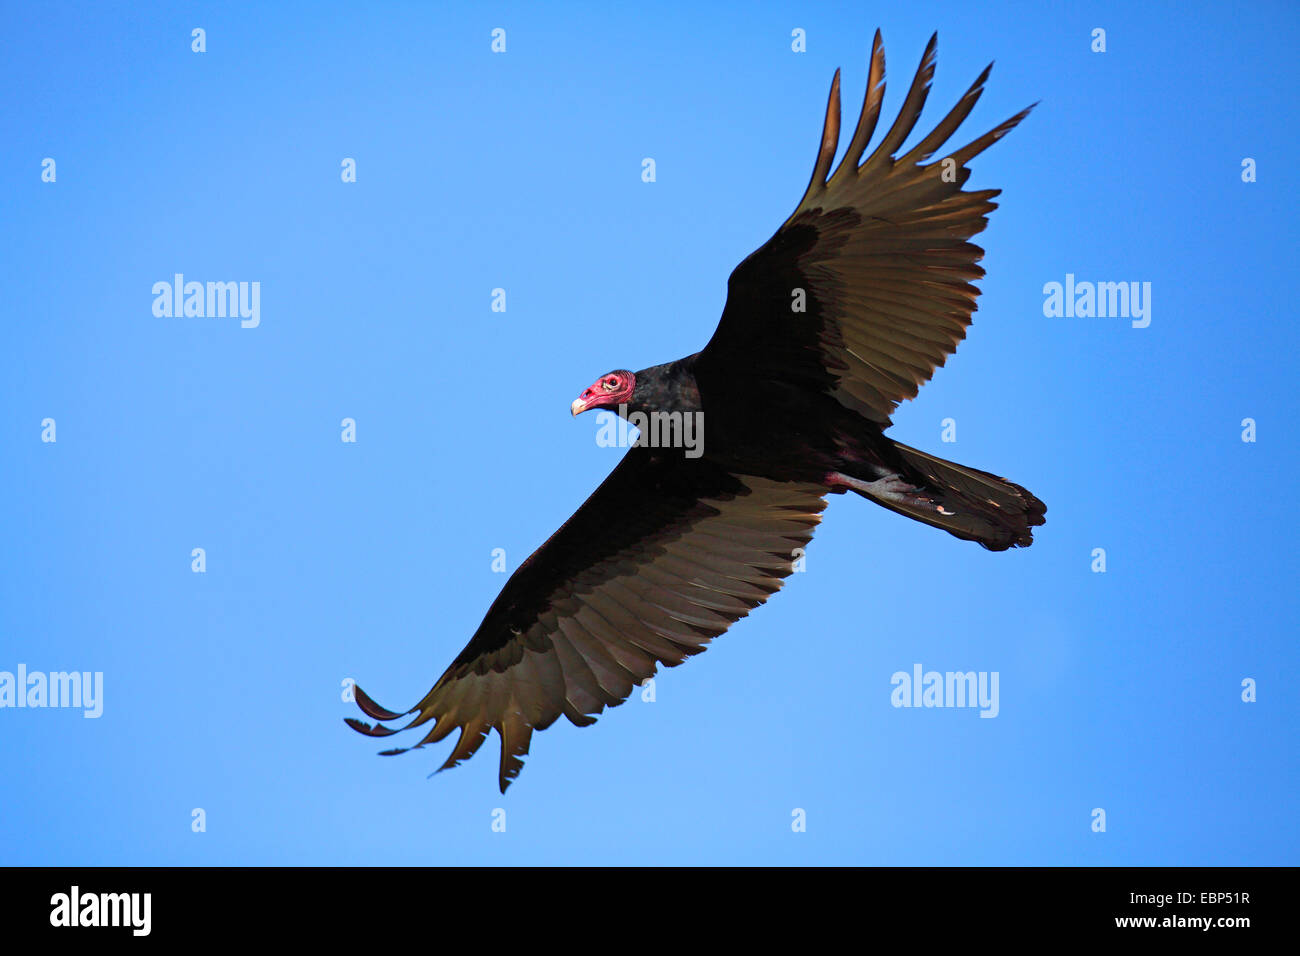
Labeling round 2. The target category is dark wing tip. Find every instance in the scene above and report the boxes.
[353,683,407,721]
[344,716,399,738]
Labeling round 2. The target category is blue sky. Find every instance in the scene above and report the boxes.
[1,1,1296,865]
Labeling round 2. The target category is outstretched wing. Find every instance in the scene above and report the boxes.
[698,32,1034,427]
[348,445,827,792]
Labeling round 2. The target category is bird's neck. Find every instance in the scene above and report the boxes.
[623,354,702,418]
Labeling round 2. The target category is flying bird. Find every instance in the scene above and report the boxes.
[348,32,1045,791]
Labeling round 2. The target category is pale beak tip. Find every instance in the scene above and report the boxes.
[570,399,585,417]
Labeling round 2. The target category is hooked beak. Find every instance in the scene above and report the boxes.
[571,386,601,416]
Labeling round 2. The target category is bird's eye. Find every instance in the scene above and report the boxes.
[603,378,618,389]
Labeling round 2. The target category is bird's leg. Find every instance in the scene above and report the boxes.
[824,469,907,499]
[822,471,852,495]
[823,470,951,512]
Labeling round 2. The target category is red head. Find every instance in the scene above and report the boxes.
[571,369,636,416]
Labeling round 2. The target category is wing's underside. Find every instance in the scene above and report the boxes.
[701,31,1034,427]
[349,447,827,791]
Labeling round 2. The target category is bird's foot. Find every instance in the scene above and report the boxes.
[824,471,947,510]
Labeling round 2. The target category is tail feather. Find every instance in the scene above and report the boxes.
[856,441,1046,551]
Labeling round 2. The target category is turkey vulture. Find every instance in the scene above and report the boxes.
[348,32,1044,791]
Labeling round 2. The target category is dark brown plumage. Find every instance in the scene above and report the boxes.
[349,32,1045,791]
